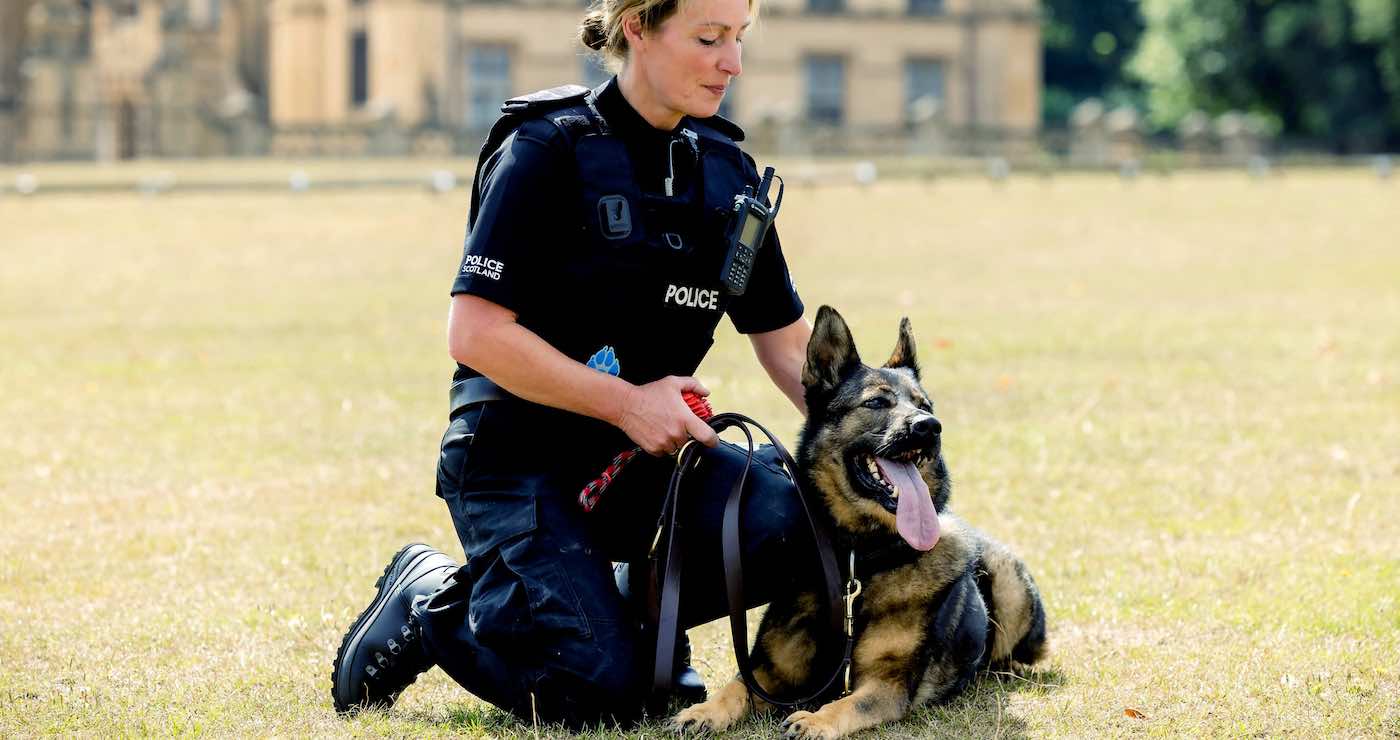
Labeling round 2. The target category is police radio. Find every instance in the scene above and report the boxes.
[720,166,783,296]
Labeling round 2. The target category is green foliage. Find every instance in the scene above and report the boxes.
[1042,0,1148,126]
[1130,0,1400,151]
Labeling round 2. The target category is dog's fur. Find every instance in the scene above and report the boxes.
[674,306,1047,739]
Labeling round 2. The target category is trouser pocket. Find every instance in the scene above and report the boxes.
[468,528,593,650]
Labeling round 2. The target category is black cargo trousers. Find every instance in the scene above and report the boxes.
[411,398,817,729]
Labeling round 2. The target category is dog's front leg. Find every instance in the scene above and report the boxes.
[673,664,795,733]
[780,681,908,740]
[672,674,750,734]
[781,618,922,739]
[674,595,824,733]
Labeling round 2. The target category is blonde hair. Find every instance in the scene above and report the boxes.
[580,0,757,72]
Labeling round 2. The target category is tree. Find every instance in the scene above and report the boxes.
[1130,0,1400,152]
[1042,0,1148,126]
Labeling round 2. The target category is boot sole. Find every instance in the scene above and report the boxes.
[332,543,440,713]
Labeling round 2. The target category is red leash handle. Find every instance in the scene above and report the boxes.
[683,391,714,421]
[578,391,713,512]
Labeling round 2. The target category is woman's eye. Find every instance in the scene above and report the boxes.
[862,397,891,410]
[699,37,719,46]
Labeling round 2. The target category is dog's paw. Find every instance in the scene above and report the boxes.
[672,700,737,735]
[782,710,842,740]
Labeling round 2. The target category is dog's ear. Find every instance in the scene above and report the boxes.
[883,317,920,380]
[803,305,862,396]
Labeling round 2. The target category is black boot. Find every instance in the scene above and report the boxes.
[613,562,707,706]
[332,543,458,713]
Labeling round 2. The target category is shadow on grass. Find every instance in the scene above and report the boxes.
[902,665,1067,740]
[401,665,1065,739]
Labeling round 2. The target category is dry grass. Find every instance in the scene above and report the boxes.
[2,167,1398,737]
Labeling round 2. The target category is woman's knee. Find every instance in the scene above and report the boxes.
[531,636,647,728]
[741,462,815,559]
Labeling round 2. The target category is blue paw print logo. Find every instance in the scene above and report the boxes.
[586,345,621,376]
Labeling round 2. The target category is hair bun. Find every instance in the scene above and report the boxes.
[580,11,608,51]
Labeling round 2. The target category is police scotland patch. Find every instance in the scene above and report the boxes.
[460,254,504,281]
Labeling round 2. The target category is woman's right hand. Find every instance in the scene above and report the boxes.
[617,376,719,456]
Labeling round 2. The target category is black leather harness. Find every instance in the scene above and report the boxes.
[653,414,859,710]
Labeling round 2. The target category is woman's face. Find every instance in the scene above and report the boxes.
[624,0,749,127]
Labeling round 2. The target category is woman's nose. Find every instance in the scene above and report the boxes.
[718,43,742,77]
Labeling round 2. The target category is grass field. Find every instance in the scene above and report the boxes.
[2,167,1398,738]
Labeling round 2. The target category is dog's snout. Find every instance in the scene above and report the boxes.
[911,416,942,441]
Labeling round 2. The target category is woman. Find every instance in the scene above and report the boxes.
[332,0,816,727]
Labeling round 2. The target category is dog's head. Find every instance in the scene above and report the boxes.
[797,305,949,551]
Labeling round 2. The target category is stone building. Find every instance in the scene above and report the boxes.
[5,0,265,160]
[1,0,1041,160]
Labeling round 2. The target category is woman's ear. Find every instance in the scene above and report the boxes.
[622,11,645,48]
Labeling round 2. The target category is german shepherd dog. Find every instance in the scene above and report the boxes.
[674,306,1047,739]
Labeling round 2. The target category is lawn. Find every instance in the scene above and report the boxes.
[1,167,1397,737]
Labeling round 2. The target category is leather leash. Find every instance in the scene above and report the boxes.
[448,378,863,706]
[651,412,859,710]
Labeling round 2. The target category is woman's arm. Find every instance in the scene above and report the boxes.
[747,315,813,416]
[449,293,718,454]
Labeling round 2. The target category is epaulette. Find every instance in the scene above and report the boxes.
[500,85,591,116]
[691,113,746,143]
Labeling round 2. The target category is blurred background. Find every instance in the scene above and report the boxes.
[2,0,1398,173]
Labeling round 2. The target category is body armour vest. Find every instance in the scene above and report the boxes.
[467,85,762,386]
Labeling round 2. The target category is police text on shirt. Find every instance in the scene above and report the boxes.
[664,283,721,311]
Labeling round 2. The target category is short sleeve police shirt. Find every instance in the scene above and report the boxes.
[451,121,569,314]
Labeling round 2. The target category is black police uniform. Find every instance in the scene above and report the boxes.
[412,78,816,728]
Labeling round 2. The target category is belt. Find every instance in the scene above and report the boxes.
[449,376,514,418]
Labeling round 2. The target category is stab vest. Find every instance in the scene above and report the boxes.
[469,84,756,255]
[465,85,763,385]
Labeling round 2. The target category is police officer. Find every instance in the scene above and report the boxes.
[332,0,819,727]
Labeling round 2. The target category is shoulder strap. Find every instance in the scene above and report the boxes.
[500,84,591,115]
[467,85,606,233]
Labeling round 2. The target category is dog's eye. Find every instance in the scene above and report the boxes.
[862,397,891,410]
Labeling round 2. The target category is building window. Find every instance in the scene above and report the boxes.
[194,0,221,30]
[807,0,844,13]
[580,54,610,88]
[468,44,512,131]
[904,58,945,124]
[351,31,369,106]
[804,55,845,126]
[907,0,943,16]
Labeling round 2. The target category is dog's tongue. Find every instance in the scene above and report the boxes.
[876,457,940,551]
